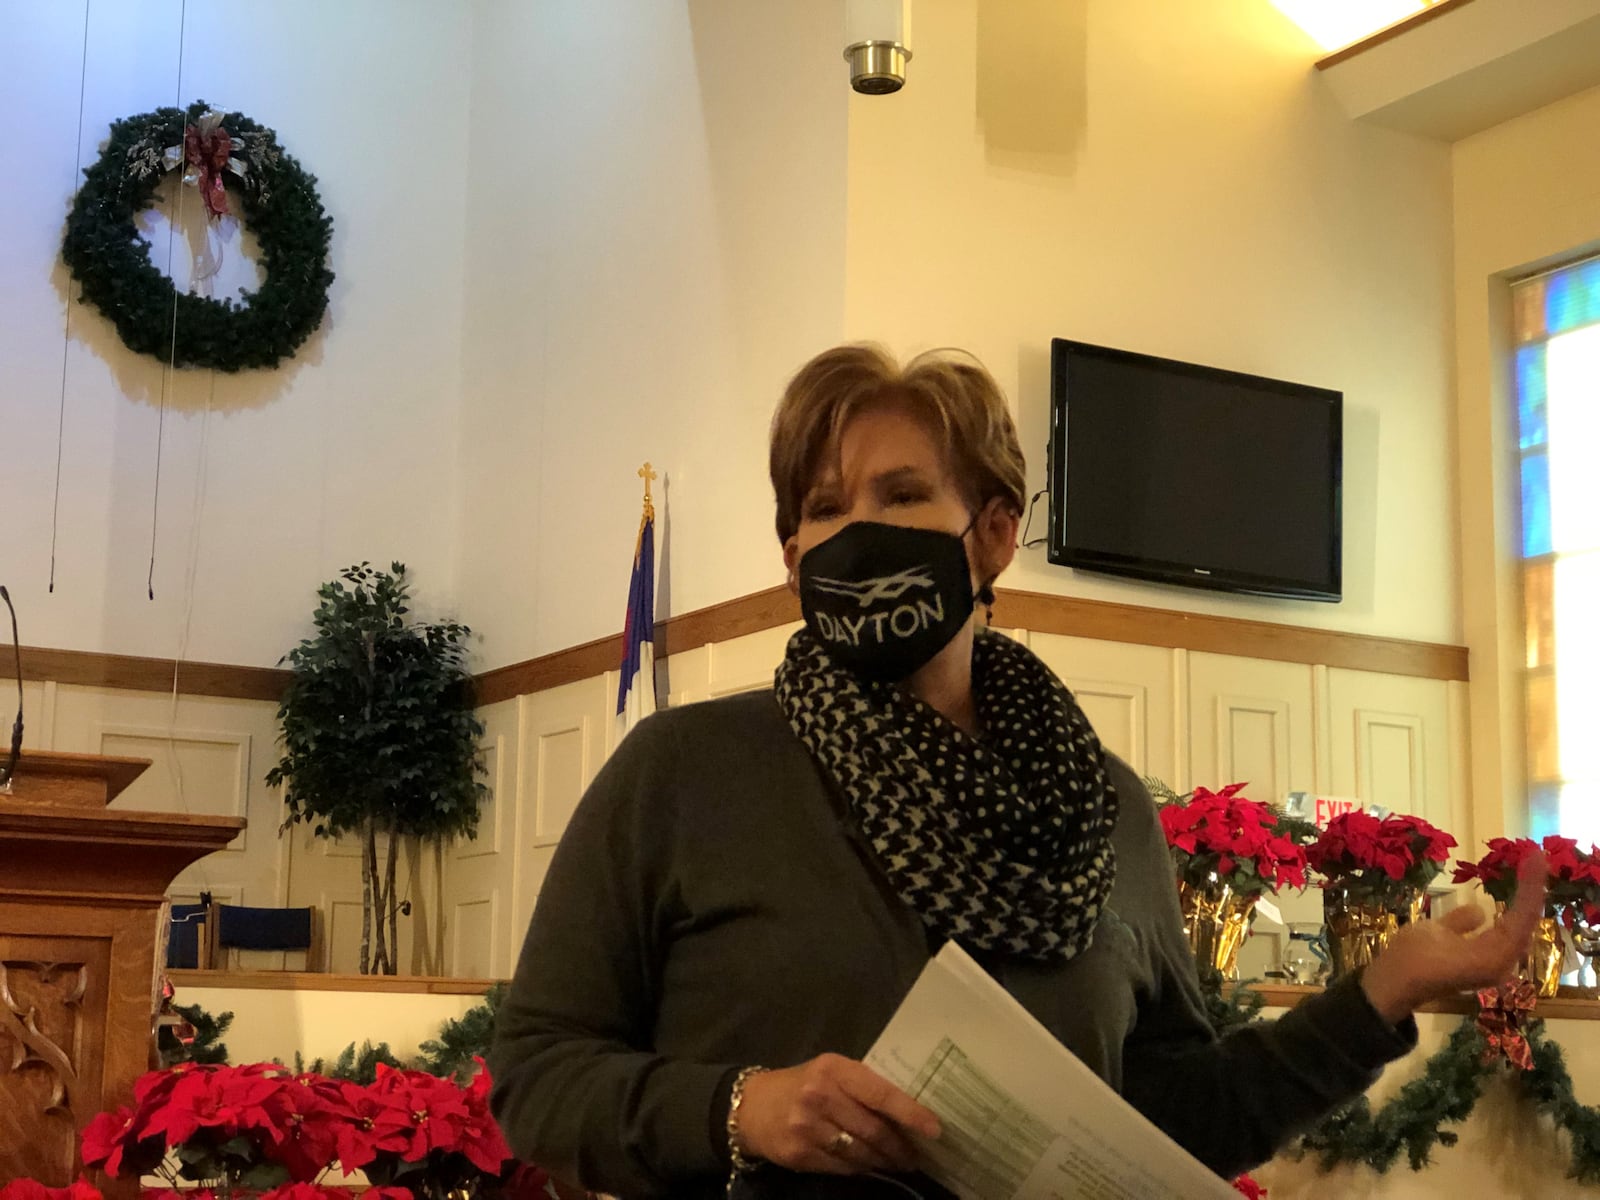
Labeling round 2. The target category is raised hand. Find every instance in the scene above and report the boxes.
[736,1053,942,1175]
[1361,849,1549,1024]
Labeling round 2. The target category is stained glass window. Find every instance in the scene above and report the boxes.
[1514,255,1600,845]
[1520,452,1551,559]
[1516,346,1546,449]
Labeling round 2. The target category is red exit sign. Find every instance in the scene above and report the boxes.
[1315,796,1362,825]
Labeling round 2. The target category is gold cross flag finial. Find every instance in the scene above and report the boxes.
[638,462,658,520]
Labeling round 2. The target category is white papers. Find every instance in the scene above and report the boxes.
[1254,896,1284,926]
[865,942,1240,1200]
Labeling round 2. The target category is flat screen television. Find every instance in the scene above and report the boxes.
[1047,338,1342,602]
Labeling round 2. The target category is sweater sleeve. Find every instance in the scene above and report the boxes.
[1117,782,1418,1177]
[1122,958,1417,1177]
[488,716,738,1198]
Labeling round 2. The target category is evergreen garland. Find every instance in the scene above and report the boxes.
[417,983,505,1081]
[290,1039,407,1085]
[61,100,333,371]
[1293,1020,1490,1172]
[1197,968,1600,1182]
[158,1002,232,1068]
[1197,967,1266,1034]
[1519,1022,1600,1185]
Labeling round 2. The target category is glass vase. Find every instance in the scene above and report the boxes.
[1177,877,1259,979]
[1571,911,1600,991]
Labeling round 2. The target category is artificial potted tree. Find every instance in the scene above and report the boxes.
[267,562,486,974]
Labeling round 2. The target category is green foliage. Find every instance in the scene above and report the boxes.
[60,101,333,372]
[1143,776,1184,806]
[1192,913,1600,1181]
[267,562,487,843]
[158,1002,232,1067]
[1292,1016,1600,1181]
[1519,1021,1600,1184]
[289,1039,408,1085]
[417,984,505,1082]
[1296,1020,1490,1172]
[1196,967,1266,1035]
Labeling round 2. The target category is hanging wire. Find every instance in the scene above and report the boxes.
[157,0,220,910]
[164,370,213,823]
[1019,486,1049,548]
[49,0,94,594]
[149,0,191,601]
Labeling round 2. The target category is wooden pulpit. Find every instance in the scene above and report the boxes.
[0,750,244,1194]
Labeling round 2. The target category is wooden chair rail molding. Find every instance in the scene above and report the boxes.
[7,643,290,702]
[6,584,1469,707]
[167,969,499,996]
[1257,983,1600,1022]
[161,973,1598,1018]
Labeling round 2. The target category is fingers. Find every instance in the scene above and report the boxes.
[827,1093,924,1170]
[1508,850,1550,934]
[737,1055,940,1176]
[1438,903,1484,936]
[1480,851,1548,958]
[835,1058,942,1141]
[1456,850,1549,986]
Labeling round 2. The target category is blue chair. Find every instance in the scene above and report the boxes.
[213,904,321,971]
[166,901,212,970]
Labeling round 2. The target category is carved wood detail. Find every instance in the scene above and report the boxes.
[0,959,92,1183]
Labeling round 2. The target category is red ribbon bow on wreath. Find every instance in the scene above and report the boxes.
[182,114,238,218]
[1476,979,1538,1070]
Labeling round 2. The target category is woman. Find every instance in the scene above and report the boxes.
[490,344,1544,1200]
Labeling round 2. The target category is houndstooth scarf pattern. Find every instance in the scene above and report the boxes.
[774,626,1118,962]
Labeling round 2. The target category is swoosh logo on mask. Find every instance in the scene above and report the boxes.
[809,566,937,608]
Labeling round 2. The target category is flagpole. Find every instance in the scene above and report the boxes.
[618,462,660,743]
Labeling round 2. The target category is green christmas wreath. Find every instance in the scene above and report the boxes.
[61,100,334,372]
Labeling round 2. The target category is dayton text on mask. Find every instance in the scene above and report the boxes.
[813,594,947,647]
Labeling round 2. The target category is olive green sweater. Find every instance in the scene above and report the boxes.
[489,691,1416,1198]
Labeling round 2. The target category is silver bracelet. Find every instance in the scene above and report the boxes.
[726,1064,769,1182]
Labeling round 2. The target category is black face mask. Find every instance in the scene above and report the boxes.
[798,519,977,682]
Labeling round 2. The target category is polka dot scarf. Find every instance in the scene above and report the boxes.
[774,626,1118,963]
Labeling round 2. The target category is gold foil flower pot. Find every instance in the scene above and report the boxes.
[1178,877,1259,979]
[1323,883,1422,980]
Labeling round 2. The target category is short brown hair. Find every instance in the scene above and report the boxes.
[769,344,1028,543]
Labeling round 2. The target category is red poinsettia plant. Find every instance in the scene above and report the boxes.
[1157,783,1311,896]
[0,1181,103,1200]
[1306,811,1456,906]
[80,1059,544,1200]
[1453,835,1600,925]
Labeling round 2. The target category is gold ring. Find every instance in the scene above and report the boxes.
[828,1130,855,1154]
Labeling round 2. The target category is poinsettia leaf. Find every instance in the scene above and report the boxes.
[239,1161,291,1189]
[175,1143,212,1167]
[175,1158,217,1182]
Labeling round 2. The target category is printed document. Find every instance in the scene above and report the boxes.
[865,942,1241,1200]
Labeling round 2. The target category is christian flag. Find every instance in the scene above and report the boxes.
[616,503,658,740]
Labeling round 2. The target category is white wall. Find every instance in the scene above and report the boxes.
[1451,82,1600,842]
[4,1,1463,674]
[844,0,1459,644]
[454,0,850,669]
[0,0,472,667]
[172,982,485,1070]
